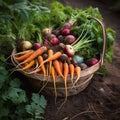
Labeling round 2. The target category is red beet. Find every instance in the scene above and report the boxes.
[65,35,76,44]
[86,58,99,66]
[60,28,70,35]
[32,43,41,50]
[51,37,59,45]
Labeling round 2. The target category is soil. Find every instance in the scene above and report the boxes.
[43,0,120,120]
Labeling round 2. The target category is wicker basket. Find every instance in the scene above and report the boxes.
[11,17,107,97]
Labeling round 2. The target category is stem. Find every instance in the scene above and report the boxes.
[72,21,89,46]
[74,39,94,52]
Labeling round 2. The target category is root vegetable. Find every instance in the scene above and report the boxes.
[32,43,41,50]
[64,45,75,57]
[65,35,76,44]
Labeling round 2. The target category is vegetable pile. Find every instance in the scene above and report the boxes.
[13,21,99,81]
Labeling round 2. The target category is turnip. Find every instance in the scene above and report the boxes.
[64,45,75,57]
[19,40,32,51]
[65,35,76,44]
[85,58,99,66]
[60,28,70,35]
[32,42,41,50]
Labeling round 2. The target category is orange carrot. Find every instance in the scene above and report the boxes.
[73,66,81,85]
[53,60,64,78]
[14,50,33,56]
[48,49,54,74]
[39,51,62,68]
[59,60,63,74]
[57,62,69,112]
[19,46,47,65]
[63,62,69,100]
[15,50,34,61]
[51,65,57,102]
[69,63,75,83]
[38,56,46,76]
[19,60,35,71]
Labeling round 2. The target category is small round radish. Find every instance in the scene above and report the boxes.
[85,58,99,66]
[32,43,41,50]
[64,45,75,57]
[60,28,70,35]
[65,35,76,44]
[51,37,59,45]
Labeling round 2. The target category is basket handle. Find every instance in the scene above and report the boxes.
[88,17,107,66]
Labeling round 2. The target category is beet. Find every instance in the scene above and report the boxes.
[65,35,76,44]
[85,58,99,66]
[60,28,70,35]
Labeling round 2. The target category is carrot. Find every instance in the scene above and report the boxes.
[73,66,81,85]
[39,51,62,68]
[15,50,34,61]
[53,60,64,78]
[38,56,46,77]
[63,62,69,100]
[48,49,54,74]
[27,67,41,74]
[19,60,35,71]
[59,60,63,74]
[69,63,75,83]
[57,62,69,113]
[51,65,57,103]
[19,46,47,65]
[14,50,33,56]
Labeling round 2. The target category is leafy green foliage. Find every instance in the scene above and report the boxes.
[0,0,49,57]
[25,93,47,119]
[0,64,47,120]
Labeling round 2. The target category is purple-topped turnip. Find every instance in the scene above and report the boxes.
[64,45,75,57]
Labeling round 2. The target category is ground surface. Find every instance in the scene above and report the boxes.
[43,0,120,120]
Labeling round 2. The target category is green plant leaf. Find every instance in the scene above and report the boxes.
[25,93,47,119]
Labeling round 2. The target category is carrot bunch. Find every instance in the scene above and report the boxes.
[13,45,81,99]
